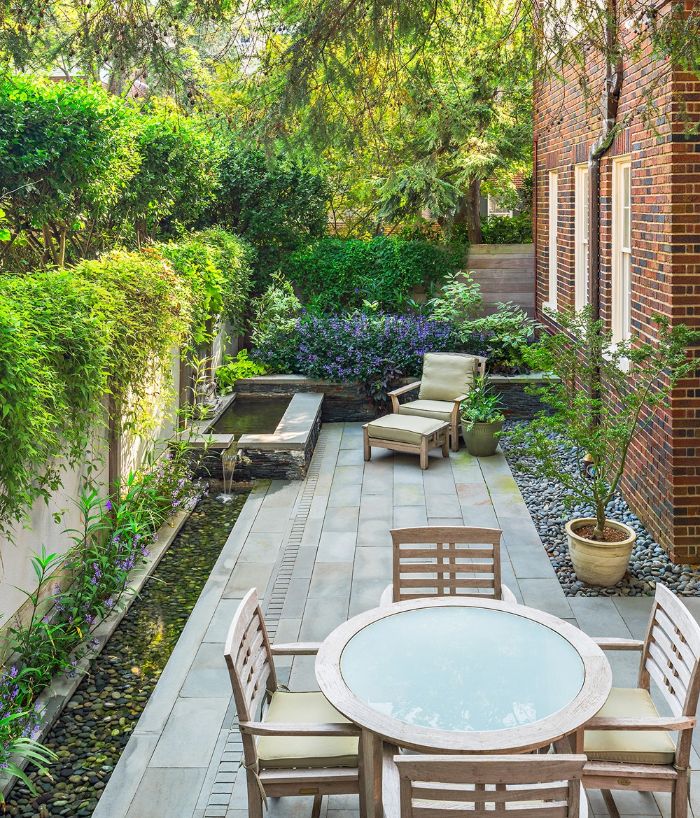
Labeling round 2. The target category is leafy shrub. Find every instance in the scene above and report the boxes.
[428,270,482,326]
[254,311,456,403]
[250,274,302,372]
[122,103,222,241]
[284,237,463,313]
[0,74,138,266]
[464,302,537,372]
[480,213,532,244]
[460,377,505,427]
[216,350,267,393]
[0,272,108,530]
[205,141,329,289]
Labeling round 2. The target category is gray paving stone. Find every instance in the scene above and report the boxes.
[316,531,357,562]
[393,505,428,527]
[353,546,392,581]
[518,578,573,619]
[299,596,349,641]
[333,465,365,485]
[291,545,319,577]
[150,697,230,768]
[308,562,354,599]
[322,506,360,532]
[223,561,274,598]
[356,518,393,548]
[281,577,312,618]
[203,598,242,643]
[180,642,231,698]
[238,531,285,562]
[126,767,206,818]
[328,483,363,507]
[394,483,427,506]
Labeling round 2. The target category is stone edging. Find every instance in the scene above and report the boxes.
[0,503,195,800]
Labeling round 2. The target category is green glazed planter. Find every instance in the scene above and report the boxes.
[462,419,504,457]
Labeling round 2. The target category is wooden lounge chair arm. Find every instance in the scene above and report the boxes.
[239,721,361,737]
[593,638,645,651]
[387,381,421,398]
[270,642,322,655]
[452,394,468,404]
[586,715,696,731]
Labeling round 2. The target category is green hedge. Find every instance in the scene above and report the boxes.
[0,229,248,534]
[283,236,464,313]
[480,213,532,244]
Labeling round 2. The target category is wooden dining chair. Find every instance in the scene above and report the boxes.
[583,583,700,818]
[382,753,589,818]
[224,588,362,818]
[379,526,517,606]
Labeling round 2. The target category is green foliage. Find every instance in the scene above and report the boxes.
[73,249,191,425]
[428,270,482,326]
[480,213,532,244]
[466,302,537,371]
[460,376,505,427]
[0,272,108,531]
[0,708,56,802]
[285,237,463,313]
[216,350,267,394]
[122,103,223,241]
[205,141,329,289]
[0,439,203,786]
[194,227,254,333]
[0,74,138,266]
[506,309,698,538]
[250,274,302,372]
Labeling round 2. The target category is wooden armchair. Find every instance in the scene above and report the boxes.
[388,352,487,452]
[379,526,517,606]
[224,588,361,818]
[582,583,700,818]
[382,752,588,818]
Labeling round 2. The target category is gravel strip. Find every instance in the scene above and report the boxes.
[501,425,700,597]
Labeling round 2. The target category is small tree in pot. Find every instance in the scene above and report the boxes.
[507,309,696,586]
[460,377,506,457]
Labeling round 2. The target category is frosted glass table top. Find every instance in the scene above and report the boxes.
[339,606,585,733]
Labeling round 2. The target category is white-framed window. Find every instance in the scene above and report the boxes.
[574,163,589,311]
[545,170,558,310]
[612,156,632,344]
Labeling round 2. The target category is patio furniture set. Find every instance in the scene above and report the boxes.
[224,527,700,818]
[363,353,486,469]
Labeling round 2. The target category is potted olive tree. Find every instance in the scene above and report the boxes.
[460,377,506,457]
[508,309,695,586]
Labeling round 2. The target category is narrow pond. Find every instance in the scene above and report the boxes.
[212,396,289,436]
[4,492,248,818]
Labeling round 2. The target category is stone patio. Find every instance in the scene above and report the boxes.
[93,422,700,818]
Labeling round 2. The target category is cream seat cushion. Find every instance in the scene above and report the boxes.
[584,687,676,765]
[366,414,447,445]
[418,353,476,402]
[257,691,358,769]
[398,399,454,423]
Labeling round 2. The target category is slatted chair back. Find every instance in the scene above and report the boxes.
[395,754,587,818]
[224,589,278,766]
[638,583,700,767]
[390,526,504,603]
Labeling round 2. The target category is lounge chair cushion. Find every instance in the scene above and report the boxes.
[584,687,676,765]
[398,399,454,423]
[418,353,476,401]
[257,691,358,769]
[366,414,447,445]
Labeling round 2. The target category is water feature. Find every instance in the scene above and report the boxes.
[212,396,289,436]
[4,492,248,818]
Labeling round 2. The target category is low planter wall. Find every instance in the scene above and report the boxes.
[234,373,552,422]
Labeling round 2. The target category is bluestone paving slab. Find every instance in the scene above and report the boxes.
[291,545,319,577]
[328,483,363,507]
[126,767,207,818]
[222,560,274,597]
[180,642,231,698]
[203,598,243,643]
[149,696,229,767]
[356,518,393,547]
[299,596,350,641]
[91,733,159,818]
[322,505,360,532]
[308,561,354,599]
[238,530,285,561]
[317,531,357,562]
[425,493,462,518]
[518,578,573,619]
[393,505,428,526]
[280,576,312,618]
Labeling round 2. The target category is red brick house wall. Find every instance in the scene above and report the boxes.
[533,5,700,562]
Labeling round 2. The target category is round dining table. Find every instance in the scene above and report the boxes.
[315,596,612,818]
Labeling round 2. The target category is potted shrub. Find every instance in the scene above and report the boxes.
[460,377,506,457]
[508,309,696,586]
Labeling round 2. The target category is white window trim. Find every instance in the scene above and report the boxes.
[544,170,558,311]
[611,155,632,346]
[574,163,589,312]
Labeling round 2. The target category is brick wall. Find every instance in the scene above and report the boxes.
[533,7,700,562]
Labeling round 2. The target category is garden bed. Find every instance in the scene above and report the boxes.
[502,426,700,597]
[2,492,248,816]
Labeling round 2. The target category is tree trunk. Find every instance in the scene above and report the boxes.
[454,178,482,244]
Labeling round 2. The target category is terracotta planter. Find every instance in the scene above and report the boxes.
[566,517,637,587]
[462,419,504,457]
